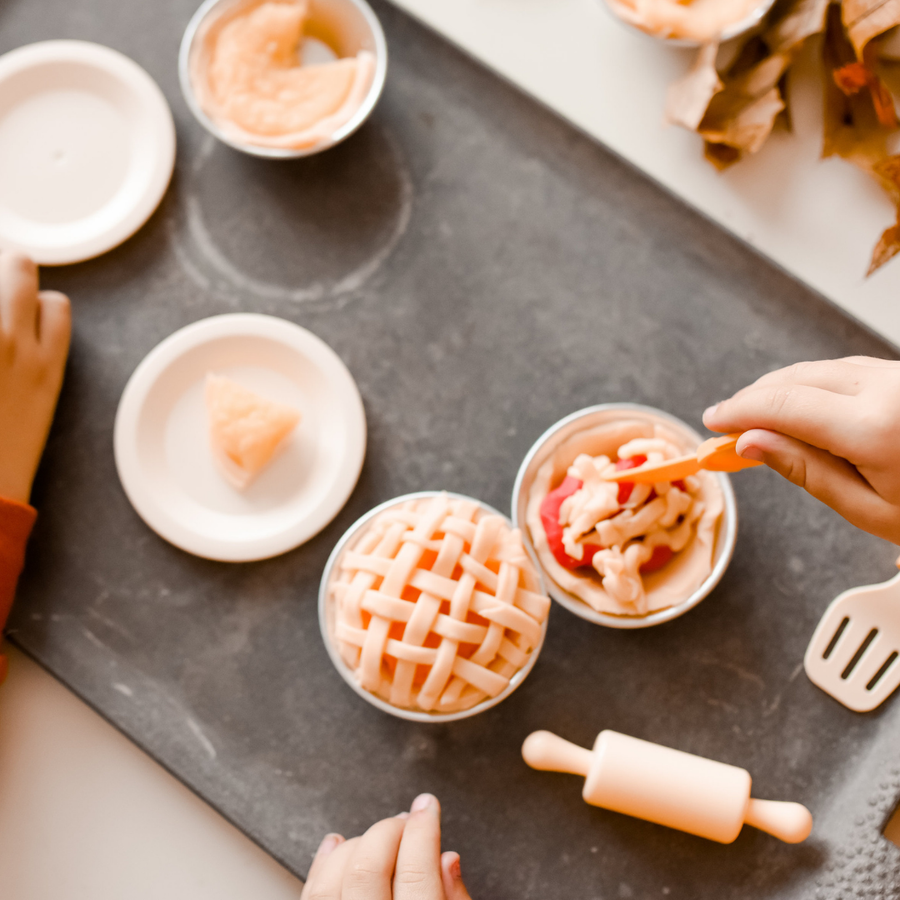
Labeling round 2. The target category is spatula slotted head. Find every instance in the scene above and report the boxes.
[804,574,900,713]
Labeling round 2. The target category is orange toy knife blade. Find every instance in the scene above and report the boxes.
[605,434,763,485]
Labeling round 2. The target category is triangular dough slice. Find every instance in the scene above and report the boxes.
[205,373,301,490]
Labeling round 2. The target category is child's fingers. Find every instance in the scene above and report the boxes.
[300,834,356,900]
[301,833,344,897]
[736,430,900,543]
[394,794,444,900]
[441,851,474,900]
[341,815,408,900]
[702,385,859,458]
[36,291,71,360]
[838,355,900,369]
[749,360,867,396]
[37,290,71,345]
[0,252,40,338]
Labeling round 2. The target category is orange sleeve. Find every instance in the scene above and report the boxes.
[0,496,37,685]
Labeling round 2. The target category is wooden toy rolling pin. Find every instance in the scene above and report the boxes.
[522,730,812,844]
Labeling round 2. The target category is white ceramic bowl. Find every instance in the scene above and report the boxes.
[511,404,738,629]
[179,0,388,158]
[319,491,550,722]
[599,0,776,47]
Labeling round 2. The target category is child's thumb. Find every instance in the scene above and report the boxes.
[441,851,473,900]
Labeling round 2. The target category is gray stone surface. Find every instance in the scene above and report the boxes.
[4,0,900,896]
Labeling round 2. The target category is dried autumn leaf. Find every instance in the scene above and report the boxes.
[765,0,830,53]
[843,0,900,58]
[834,60,872,91]
[867,212,900,275]
[695,49,790,157]
[869,156,900,276]
[873,153,900,201]
[823,7,900,277]
[704,141,743,168]
[823,3,888,164]
[701,86,787,152]
[870,73,899,125]
[834,57,898,126]
[665,41,722,130]
[667,0,829,167]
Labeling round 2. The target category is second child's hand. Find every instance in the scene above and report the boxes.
[703,357,900,544]
[300,794,473,900]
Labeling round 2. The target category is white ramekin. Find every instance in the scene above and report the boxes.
[319,491,550,723]
[179,0,388,158]
[600,0,777,47]
[511,404,738,630]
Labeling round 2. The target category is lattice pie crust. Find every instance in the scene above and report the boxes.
[329,494,550,713]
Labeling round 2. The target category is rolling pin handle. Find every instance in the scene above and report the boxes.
[521,731,593,778]
[743,798,813,844]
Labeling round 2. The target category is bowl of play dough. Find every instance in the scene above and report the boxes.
[179,0,387,158]
[319,491,551,722]
[512,404,737,629]
[600,0,776,45]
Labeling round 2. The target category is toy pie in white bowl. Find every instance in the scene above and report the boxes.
[515,405,736,628]
[320,492,550,721]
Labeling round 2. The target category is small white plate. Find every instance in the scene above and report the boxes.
[114,314,367,562]
[0,41,175,265]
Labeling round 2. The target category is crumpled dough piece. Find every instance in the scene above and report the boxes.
[526,419,724,617]
[192,0,376,149]
[205,373,301,490]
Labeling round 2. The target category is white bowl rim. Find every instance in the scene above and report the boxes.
[318,490,550,723]
[112,312,367,562]
[598,0,777,47]
[0,40,176,265]
[178,0,388,159]
[511,403,738,630]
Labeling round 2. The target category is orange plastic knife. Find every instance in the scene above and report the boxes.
[605,433,763,485]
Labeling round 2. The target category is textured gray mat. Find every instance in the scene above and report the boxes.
[5,0,900,895]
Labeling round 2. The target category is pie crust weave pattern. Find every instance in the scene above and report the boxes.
[330,494,550,713]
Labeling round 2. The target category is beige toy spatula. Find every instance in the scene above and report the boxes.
[804,571,900,712]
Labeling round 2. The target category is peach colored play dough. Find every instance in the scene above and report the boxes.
[191,0,375,150]
[205,373,301,490]
[526,418,723,617]
[329,494,550,714]
[607,0,767,42]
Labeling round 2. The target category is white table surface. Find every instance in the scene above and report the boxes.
[388,0,900,350]
[0,643,303,899]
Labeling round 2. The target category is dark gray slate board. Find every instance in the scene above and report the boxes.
[5,0,900,896]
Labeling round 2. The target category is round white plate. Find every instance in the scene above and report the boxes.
[114,314,367,562]
[0,41,176,265]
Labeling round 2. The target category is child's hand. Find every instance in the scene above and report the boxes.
[0,252,70,504]
[702,357,900,544]
[300,794,472,900]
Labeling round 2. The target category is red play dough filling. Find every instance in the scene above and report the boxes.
[538,455,681,574]
[539,475,600,570]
